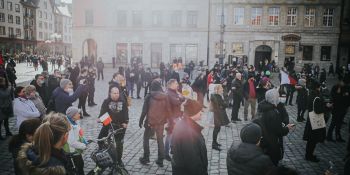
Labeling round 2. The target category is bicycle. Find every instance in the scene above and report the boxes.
[86,126,129,175]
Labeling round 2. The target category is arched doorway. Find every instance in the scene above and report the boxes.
[254,45,272,68]
[82,39,97,63]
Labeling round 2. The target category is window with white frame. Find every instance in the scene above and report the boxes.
[216,6,227,25]
[45,12,47,19]
[16,16,20,24]
[44,22,47,29]
[0,0,4,9]
[132,11,142,26]
[8,15,13,23]
[0,26,5,35]
[323,8,334,27]
[152,11,162,27]
[7,2,12,11]
[39,11,42,18]
[16,28,21,37]
[251,8,262,25]
[117,10,127,27]
[287,7,297,26]
[171,11,182,27]
[268,7,279,26]
[0,13,4,22]
[44,1,47,9]
[39,32,43,39]
[233,8,244,25]
[49,23,52,30]
[187,11,198,28]
[8,27,14,35]
[15,4,20,12]
[304,7,316,27]
[85,9,94,25]
[39,21,42,28]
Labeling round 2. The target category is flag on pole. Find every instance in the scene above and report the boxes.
[100,113,112,126]
[280,70,297,85]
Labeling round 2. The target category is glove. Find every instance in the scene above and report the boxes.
[139,120,143,128]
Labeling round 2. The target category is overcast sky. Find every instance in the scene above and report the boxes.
[61,0,72,3]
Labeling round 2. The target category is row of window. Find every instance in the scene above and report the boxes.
[0,13,21,25]
[217,7,334,27]
[303,45,332,61]
[38,10,53,21]
[85,10,199,28]
[0,26,21,37]
[38,21,53,30]
[0,1,20,13]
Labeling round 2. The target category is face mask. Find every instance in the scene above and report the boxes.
[66,88,74,96]
[40,80,45,84]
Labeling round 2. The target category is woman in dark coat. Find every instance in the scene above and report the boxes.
[210,84,230,151]
[296,78,308,122]
[254,88,293,165]
[0,77,13,139]
[303,81,327,162]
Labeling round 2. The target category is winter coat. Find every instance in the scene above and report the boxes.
[256,87,268,103]
[243,79,257,99]
[17,143,67,175]
[231,78,243,100]
[227,143,274,175]
[47,75,60,98]
[52,85,85,114]
[167,88,185,119]
[254,101,289,165]
[210,94,230,127]
[96,61,104,70]
[172,117,208,175]
[0,87,13,120]
[30,80,48,106]
[191,75,207,94]
[13,97,41,128]
[140,91,171,127]
[64,117,86,153]
[28,94,47,119]
[303,91,326,143]
[99,96,129,125]
[296,86,308,108]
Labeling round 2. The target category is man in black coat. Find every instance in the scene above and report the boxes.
[143,68,153,97]
[231,73,243,122]
[30,74,48,106]
[47,70,61,102]
[171,99,207,175]
[96,58,104,80]
[227,123,274,175]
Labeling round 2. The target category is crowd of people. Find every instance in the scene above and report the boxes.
[0,52,349,175]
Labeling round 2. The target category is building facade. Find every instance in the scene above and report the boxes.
[36,0,55,42]
[54,3,72,56]
[0,0,24,54]
[72,0,341,69]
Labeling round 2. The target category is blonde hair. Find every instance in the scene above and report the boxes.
[33,112,70,166]
[24,85,36,96]
[214,84,223,94]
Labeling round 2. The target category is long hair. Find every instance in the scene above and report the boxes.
[33,112,70,166]
[8,118,41,153]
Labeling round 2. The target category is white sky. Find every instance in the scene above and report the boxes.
[61,0,72,3]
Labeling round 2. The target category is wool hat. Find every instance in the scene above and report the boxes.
[184,99,202,117]
[240,123,262,144]
[265,88,279,106]
[60,79,71,89]
[66,106,81,118]
[260,77,270,86]
[150,79,163,92]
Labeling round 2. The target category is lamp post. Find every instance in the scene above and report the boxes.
[219,0,225,65]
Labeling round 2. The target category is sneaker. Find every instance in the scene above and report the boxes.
[155,159,164,167]
[139,157,150,165]
[165,155,171,161]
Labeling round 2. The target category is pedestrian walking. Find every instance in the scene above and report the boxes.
[227,123,274,175]
[171,99,207,175]
[295,78,308,122]
[243,73,257,121]
[17,113,71,175]
[51,57,56,70]
[98,86,128,167]
[0,77,13,139]
[329,63,335,77]
[139,80,171,167]
[96,58,104,80]
[135,65,144,99]
[210,84,230,151]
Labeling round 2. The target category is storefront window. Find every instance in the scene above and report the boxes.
[116,43,128,65]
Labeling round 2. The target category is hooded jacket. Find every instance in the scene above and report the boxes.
[140,91,171,127]
[17,143,67,175]
[227,143,274,175]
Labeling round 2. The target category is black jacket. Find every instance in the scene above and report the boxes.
[210,94,230,126]
[172,117,208,175]
[296,86,308,107]
[30,80,48,105]
[303,91,326,143]
[243,79,257,99]
[0,87,13,120]
[231,78,243,99]
[227,143,274,175]
[140,91,171,127]
[254,101,289,165]
[99,97,129,125]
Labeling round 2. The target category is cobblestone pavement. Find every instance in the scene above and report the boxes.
[0,67,348,175]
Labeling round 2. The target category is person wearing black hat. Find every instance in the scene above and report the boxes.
[171,99,208,175]
[303,80,329,162]
[139,79,171,167]
[227,123,274,175]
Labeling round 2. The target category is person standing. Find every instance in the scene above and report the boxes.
[210,84,230,151]
[47,70,62,100]
[77,69,90,116]
[227,123,274,175]
[96,58,104,80]
[139,80,170,167]
[70,63,80,91]
[285,71,297,106]
[303,81,328,162]
[87,66,97,107]
[0,77,13,139]
[295,78,308,122]
[327,79,348,142]
[329,63,335,77]
[51,57,56,70]
[243,73,257,121]
[231,73,243,122]
[112,57,116,68]
[135,65,144,99]
[30,74,48,106]
[5,63,16,88]
[171,99,208,175]
[191,72,207,106]
[98,86,128,167]
[143,68,153,97]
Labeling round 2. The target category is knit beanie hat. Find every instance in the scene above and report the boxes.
[66,106,80,118]
[240,123,262,144]
[60,79,71,89]
[260,77,270,86]
[150,79,163,92]
[265,88,279,106]
[183,99,202,117]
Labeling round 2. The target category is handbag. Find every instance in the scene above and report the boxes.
[308,97,326,130]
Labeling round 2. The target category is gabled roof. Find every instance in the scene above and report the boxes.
[20,0,39,8]
[56,5,71,17]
